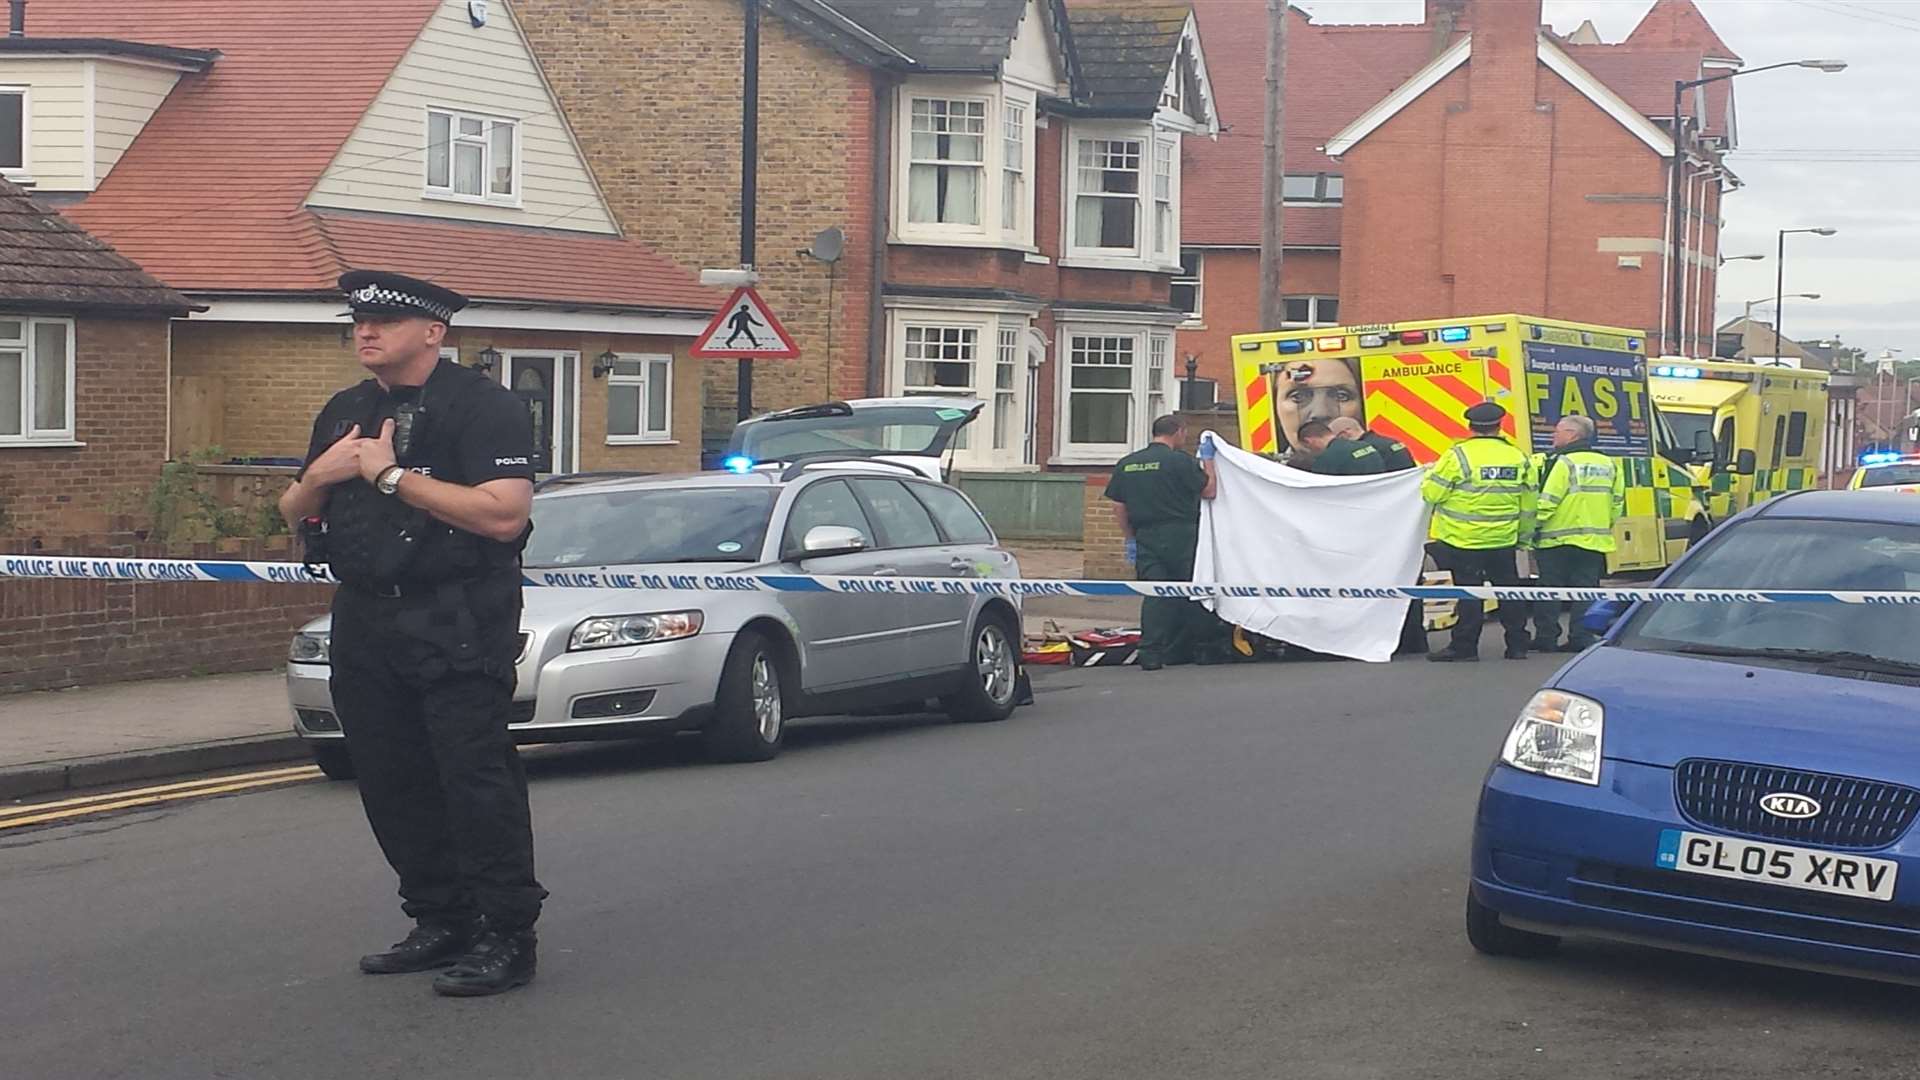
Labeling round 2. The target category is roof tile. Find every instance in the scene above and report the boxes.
[0,178,192,314]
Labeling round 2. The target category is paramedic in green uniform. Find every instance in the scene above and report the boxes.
[1297,417,1387,476]
[1105,415,1223,671]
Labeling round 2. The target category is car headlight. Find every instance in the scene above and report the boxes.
[569,611,704,651]
[290,631,331,665]
[1500,690,1604,785]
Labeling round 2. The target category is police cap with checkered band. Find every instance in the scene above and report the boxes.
[338,270,469,324]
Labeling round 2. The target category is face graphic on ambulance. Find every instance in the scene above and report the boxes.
[1274,359,1364,450]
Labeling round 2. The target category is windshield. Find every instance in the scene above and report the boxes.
[1663,411,1712,457]
[735,405,968,461]
[522,488,774,568]
[1860,464,1920,488]
[1615,518,1920,669]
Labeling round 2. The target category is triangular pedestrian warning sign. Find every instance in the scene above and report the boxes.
[690,286,800,360]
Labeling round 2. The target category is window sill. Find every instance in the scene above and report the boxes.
[1058,255,1177,273]
[890,233,1039,255]
[1179,320,1206,330]
[605,437,678,447]
[422,190,524,210]
[0,438,85,449]
[1049,451,1125,468]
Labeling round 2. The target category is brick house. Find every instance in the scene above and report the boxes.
[515,0,1219,471]
[1176,0,1746,396]
[0,176,192,535]
[7,0,714,489]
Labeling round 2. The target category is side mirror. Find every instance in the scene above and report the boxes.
[799,524,868,559]
[1734,449,1758,476]
[1578,599,1630,637]
[1692,430,1715,463]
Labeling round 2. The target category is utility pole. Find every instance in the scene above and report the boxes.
[737,0,760,421]
[1258,0,1287,330]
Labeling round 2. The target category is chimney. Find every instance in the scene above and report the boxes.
[1427,0,1468,56]
[8,1,24,39]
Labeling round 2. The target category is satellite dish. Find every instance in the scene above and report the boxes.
[808,227,845,264]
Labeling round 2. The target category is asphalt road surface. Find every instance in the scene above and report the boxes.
[6,651,1920,1080]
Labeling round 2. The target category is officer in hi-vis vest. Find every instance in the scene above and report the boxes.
[1530,414,1626,652]
[1420,402,1537,662]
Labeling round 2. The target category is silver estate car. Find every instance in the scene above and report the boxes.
[288,464,1025,779]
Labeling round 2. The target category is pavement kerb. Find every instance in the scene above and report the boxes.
[0,733,310,802]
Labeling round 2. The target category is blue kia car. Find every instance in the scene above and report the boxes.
[1469,490,1920,983]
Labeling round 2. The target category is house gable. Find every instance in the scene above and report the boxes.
[1006,0,1068,93]
[1325,34,1672,159]
[306,0,616,235]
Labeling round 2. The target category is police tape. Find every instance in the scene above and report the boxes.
[4,553,1920,606]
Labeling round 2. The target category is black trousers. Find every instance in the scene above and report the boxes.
[1429,541,1529,656]
[1532,545,1608,649]
[329,575,545,931]
[1134,520,1225,666]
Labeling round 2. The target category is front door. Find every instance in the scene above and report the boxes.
[500,352,577,474]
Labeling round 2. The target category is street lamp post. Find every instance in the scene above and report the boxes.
[1744,293,1819,321]
[1776,226,1838,358]
[1667,59,1845,355]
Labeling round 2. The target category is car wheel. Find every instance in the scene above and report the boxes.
[942,611,1021,724]
[311,743,356,782]
[703,631,787,763]
[1465,890,1559,958]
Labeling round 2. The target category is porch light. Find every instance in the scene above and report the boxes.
[474,346,501,373]
[593,350,619,379]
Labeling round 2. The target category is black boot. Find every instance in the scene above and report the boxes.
[359,920,479,975]
[432,929,537,997]
[1427,648,1479,663]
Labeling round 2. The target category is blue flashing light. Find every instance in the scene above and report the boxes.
[1627,338,1644,352]
[722,455,755,473]
[1653,365,1702,379]
[1860,451,1903,467]
[1276,339,1308,354]
[1438,326,1471,343]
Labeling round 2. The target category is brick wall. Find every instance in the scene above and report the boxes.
[515,0,877,413]
[1175,248,1342,391]
[1338,39,1692,340]
[169,322,702,473]
[0,533,331,694]
[0,318,171,538]
[1081,472,1128,580]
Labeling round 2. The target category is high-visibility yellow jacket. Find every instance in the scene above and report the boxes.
[1421,436,1537,549]
[1535,448,1627,553]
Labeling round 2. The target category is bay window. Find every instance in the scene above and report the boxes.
[1065,122,1184,269]
[896,83,1035,248]
[907,98,986,228]
[888,307,1036,470]
[0,317,74,444]
[1056,322,1179,462]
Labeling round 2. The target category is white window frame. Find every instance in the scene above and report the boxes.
[604,352,674,445]
[893,81,1034,250]
[1052,321,1178,464]
[886,307,1036,471]
[1062,121,1182,271]
[1280,295,1340,329]
[1171,250,1203,326]
[0,316,77,446]
[423,106,522,207]
[1152,137,1179,262]
[0,85,28,181]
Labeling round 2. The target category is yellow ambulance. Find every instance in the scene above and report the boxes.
[1648,358,1829,520]
[1230,314,1712,573]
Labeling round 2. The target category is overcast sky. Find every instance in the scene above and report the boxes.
[1296,0,1916,361]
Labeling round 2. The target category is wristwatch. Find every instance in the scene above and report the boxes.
[375,465,407,496]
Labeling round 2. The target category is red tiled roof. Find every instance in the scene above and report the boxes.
[34,0,711,313]
[315,211,714,313]
[1625,0,1742,63]
[1562,45,1723,137]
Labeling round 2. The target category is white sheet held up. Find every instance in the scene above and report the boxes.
[1194,435,1431,663]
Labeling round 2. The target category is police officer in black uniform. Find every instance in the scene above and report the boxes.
[278,270,545,997]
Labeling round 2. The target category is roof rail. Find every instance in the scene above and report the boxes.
[533,470,656,493]
[776,454,929,482]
